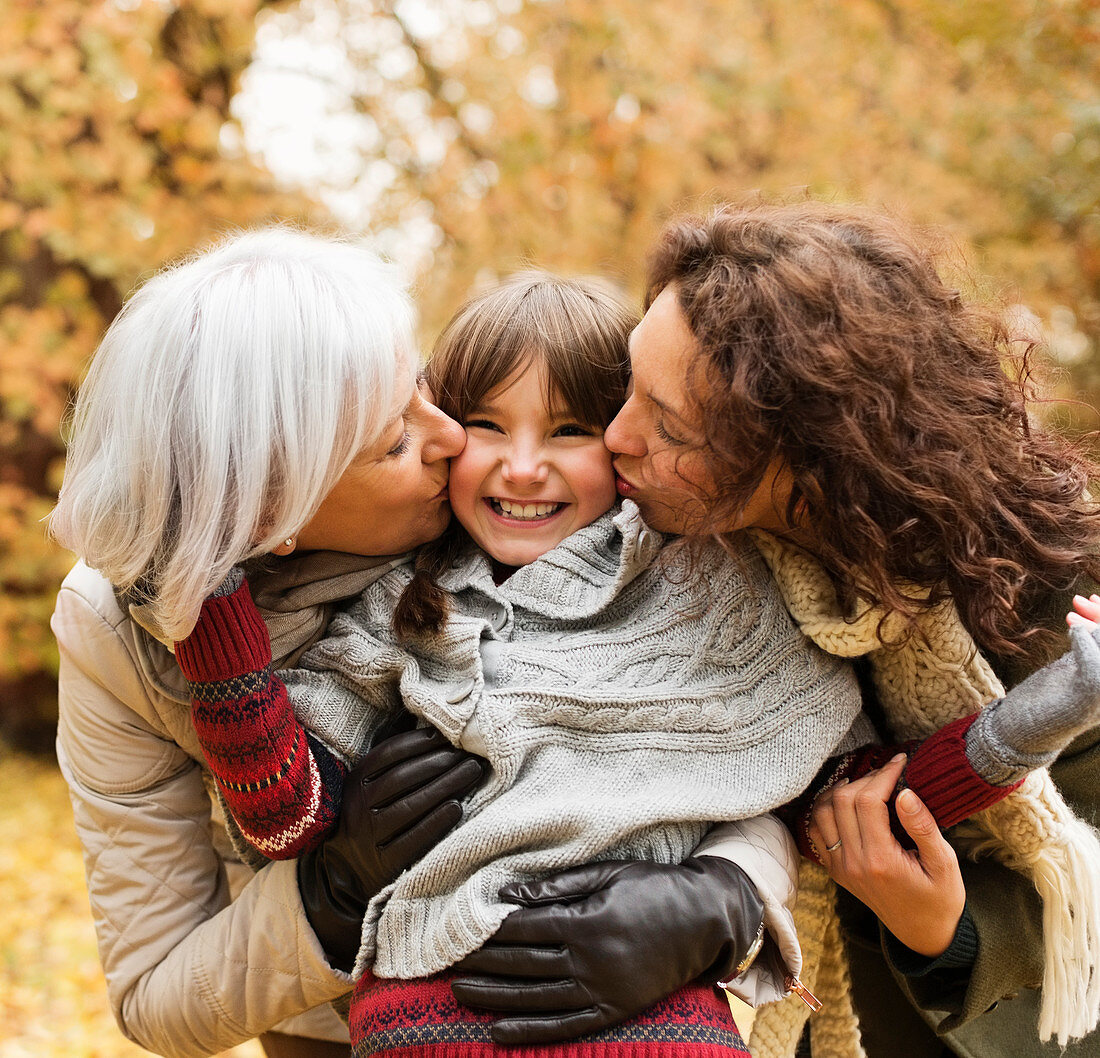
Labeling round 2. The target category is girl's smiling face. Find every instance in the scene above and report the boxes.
[448,359,618,569]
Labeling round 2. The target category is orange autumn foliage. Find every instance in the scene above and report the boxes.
[0,0,319,747]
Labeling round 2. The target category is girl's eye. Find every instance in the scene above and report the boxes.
[465,419,502,433]
[387,430,411,456]
[554,423,594,438]
[655,418,684,446]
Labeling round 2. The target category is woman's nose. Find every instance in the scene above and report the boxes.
[604,395,644,457]
[421,400,466,463]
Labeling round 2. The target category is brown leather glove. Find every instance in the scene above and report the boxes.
[451,856,765,1043]
[298,725,484,972]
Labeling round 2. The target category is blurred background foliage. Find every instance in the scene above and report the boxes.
[2,0,1099,749]
[0,0,315,749]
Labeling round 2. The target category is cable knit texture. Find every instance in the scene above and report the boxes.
[278,502,863,981]
[747,529,1100,1055]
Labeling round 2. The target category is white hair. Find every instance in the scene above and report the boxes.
[50,225,416,639]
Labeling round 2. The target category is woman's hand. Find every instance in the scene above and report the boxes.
[809,754,965,957]
[298,726,484,971]
[451,856,765,1044]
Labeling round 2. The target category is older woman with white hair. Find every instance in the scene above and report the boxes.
[49,227,478,1058]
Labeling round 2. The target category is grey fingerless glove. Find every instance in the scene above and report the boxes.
[966,622,1100,785]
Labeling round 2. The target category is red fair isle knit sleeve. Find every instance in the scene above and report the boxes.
[175,579,344,859]
[781,715,1025,863]
[903,713,1024,829]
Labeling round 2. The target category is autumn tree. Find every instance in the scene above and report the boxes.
[0,0,317,749]
[255,0,1099,379]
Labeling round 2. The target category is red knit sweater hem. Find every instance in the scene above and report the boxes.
[350,971,748,1058]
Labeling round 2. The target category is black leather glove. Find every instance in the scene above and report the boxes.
[298,725,484,972]
[451,856,765,1044]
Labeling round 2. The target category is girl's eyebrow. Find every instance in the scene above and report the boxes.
[469,400,579,424]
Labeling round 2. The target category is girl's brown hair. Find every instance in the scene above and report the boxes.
[649,200,1100,666]
[393,270,635,639]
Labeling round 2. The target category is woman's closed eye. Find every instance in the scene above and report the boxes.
[387,430,411,456]
[655,417,685,446]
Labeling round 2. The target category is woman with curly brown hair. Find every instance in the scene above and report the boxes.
[454,202,1100,1058]
[634,201,1099,672]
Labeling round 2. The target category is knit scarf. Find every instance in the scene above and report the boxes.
[746,530,1100,1056]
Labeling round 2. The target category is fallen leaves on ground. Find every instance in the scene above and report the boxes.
[0,747,262,1058]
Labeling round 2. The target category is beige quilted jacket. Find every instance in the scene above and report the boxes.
[53,561,354,1056]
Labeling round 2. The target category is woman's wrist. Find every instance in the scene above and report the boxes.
[884,903,978,977]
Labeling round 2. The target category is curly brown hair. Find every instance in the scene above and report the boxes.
[648,200,1100,665]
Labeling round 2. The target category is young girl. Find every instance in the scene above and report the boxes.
[176,271,1100,1058]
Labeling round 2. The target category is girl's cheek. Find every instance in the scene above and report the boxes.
[590,451,619,506]
[447,452,481,507]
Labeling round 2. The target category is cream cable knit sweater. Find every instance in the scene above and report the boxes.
[282,502,863,981]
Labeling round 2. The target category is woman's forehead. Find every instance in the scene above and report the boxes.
[629,288,697,417]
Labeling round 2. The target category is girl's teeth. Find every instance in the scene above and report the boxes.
[495,499,561,519]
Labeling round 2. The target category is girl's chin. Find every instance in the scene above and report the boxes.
[480,525,575,567]
[489,543,561,566]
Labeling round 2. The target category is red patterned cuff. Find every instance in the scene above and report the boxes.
[904,713,1024,829]
[175,580,272,681]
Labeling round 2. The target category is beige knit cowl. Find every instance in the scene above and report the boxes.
[747,530,1100,1057]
